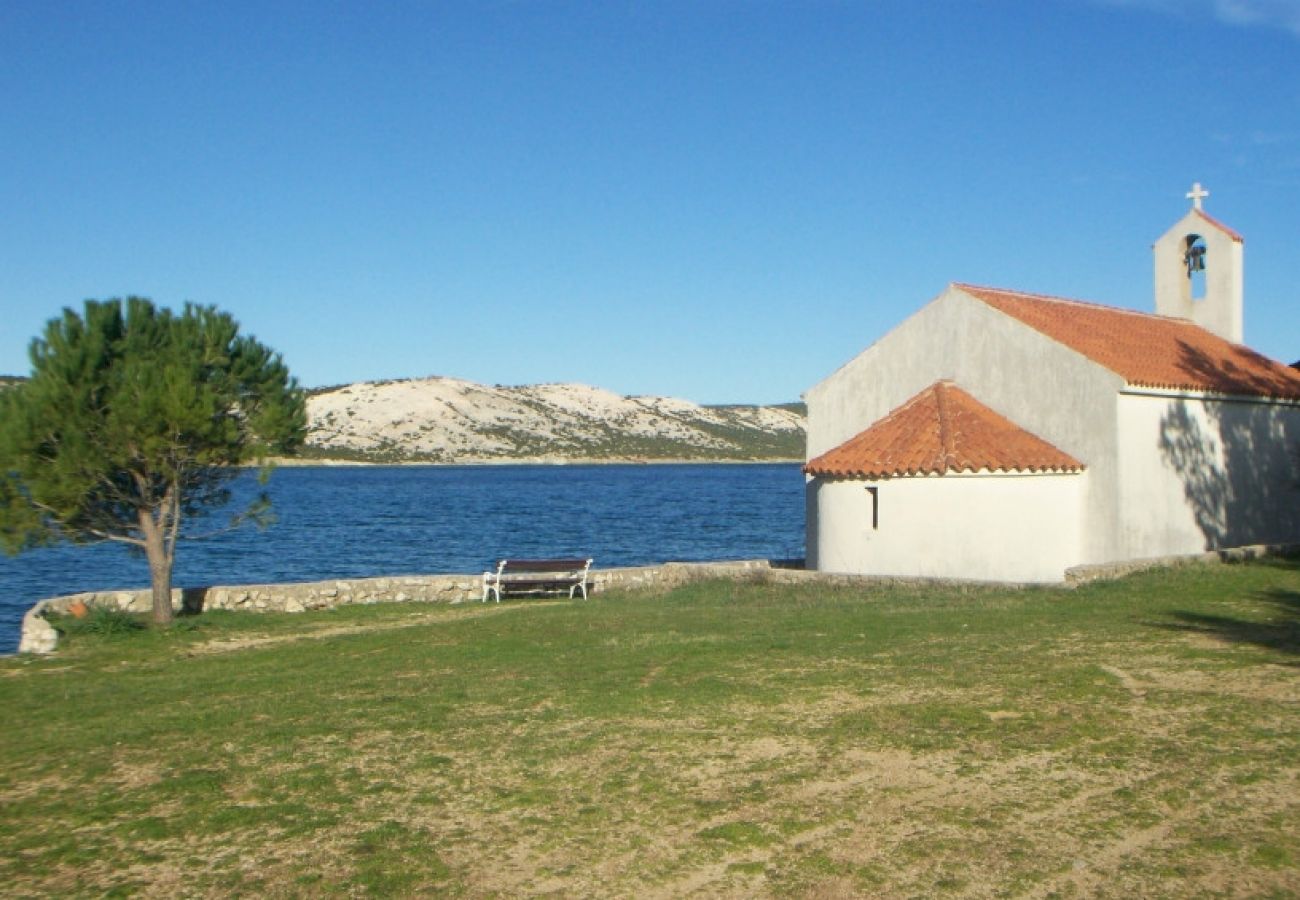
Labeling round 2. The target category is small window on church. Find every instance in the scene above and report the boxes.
[865,486,879,530]
[1184,234,1207,299]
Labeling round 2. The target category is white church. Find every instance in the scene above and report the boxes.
[803,186,1300,583]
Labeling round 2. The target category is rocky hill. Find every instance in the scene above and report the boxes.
[302,377,806,463]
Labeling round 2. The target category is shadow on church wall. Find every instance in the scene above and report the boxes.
[1158,341,1300,550]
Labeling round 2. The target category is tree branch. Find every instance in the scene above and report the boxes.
[28,499,146,547]
[163,482,181,562]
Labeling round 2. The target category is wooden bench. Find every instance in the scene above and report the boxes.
[481,558,593,603]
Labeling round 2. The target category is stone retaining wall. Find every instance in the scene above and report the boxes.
[18,559,775,655]
[19,543,1298,655]
[1063,542,1300,585]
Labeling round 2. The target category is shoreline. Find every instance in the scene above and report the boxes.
[265,456,804,468]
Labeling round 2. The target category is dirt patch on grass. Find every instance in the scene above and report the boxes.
[1137,660,1300,703]
[108,758,166,792]
[183,601,539,655]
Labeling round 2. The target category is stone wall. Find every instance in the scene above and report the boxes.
[19,545,1298,655]
[18,559,775,654]
[1063,542,1300,585]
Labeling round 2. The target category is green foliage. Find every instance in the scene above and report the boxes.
[0,297,305,621]
[52,606,147,639]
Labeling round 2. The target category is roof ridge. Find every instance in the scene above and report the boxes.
[953,282,1187,325]
[804,380,1086,479]
[1192,208,1245,244]
[954,283,1300,400]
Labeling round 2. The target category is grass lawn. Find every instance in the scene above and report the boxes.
[1,559,1297,898]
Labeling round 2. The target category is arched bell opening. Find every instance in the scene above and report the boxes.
[1184,233,1208,300]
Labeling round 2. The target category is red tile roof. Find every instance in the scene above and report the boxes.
[804,381,1084,479]
[956,284,1300,400]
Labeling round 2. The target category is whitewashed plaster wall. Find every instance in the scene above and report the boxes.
[1116,392,1300,557]
[804,285,1127,565]
[807,471,1084,583]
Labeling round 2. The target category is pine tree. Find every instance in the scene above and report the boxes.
[0,297,306,625]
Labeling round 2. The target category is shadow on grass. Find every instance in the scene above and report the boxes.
[1158,588,1300,659]
[1229,553,1300,572]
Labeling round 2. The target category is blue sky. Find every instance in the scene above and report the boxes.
[2,1,1298,404]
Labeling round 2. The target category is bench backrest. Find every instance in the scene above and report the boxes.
[497,558,591,573]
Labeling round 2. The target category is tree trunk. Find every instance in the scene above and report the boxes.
[139,508,175,626]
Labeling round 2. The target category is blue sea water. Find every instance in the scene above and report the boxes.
[0,463,806,653]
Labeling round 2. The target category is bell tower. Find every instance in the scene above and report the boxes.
[1153,182,1244,343]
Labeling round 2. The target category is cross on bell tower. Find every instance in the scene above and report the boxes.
[1153,182,1244,343]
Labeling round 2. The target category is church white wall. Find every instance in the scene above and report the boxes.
[804,285,1128,566]
[807,472,1084,583]
[1116,392,1300,556]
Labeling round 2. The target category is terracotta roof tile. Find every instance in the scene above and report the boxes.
[804,381,1084,479]
[956,284,1300,400]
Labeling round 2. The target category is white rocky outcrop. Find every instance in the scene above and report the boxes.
[305,377,805,462]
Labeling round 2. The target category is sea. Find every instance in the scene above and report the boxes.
[0,463,806,653]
